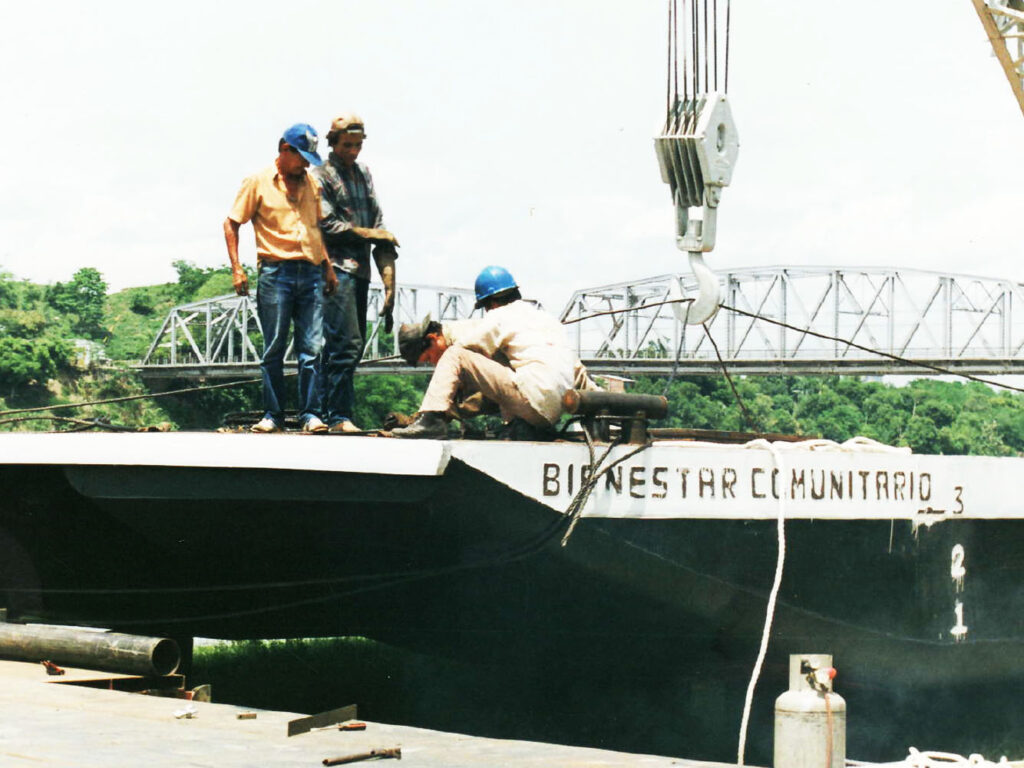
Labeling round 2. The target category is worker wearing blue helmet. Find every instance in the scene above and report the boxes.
[391,266,577,438]
[473,265,518,308]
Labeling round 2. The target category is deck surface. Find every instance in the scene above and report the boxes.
[0,659,746,767]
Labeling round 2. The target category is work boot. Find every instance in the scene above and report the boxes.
[251,417,281,434]
[328,419,361,434]
[390,411,448,439]
[301,416,328,433]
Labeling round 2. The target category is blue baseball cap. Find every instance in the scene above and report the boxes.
[281,123,323,166]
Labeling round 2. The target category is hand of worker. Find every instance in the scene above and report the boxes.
[324,264,339,295]
[231,265,249,296]
[382,289,395,333]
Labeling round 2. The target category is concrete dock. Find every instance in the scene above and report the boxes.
[0,659,746,767]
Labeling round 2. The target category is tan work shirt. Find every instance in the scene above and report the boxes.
[228,165,325,264]
[457,301,577,424]
[444,316,600,393]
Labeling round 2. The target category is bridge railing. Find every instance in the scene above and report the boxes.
[137,267,1024,379]
[140,283,479,373]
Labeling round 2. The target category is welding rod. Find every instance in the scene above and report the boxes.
[323,747,401,765]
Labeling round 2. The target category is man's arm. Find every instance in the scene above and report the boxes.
[317,167,398,244]
[322,247,338,295]
[373,245,396,331]
[353,226,399,246]
[223,218,248,296]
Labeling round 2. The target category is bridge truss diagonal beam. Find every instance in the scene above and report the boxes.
[972,0,1024,117]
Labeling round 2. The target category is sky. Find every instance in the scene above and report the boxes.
[0,0,1021,314]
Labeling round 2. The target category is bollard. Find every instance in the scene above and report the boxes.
[774,653,846,768]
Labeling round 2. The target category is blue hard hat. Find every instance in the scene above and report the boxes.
[474,265,518,308]
[281,123,323,166]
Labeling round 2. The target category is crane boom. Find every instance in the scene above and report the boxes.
[971,0,1024,117]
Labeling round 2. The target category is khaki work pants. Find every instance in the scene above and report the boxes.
[420,346,549,427]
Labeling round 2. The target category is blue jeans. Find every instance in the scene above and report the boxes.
[256,260,324,427]
[317,270,368,426]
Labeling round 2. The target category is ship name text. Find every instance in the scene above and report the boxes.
[541,463,933,503]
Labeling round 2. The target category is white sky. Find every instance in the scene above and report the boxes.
[0,0,1021,313]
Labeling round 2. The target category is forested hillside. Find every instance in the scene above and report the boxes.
[2,263,1024,456]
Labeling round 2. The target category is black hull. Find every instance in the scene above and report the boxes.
[1,456,1022,762]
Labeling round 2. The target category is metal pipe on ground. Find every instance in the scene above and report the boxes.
[562,390,669,419]
[0,623,180,676]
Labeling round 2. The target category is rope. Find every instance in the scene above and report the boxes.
[561,297,694,326]
[661,303,689,396]
[702,320,756,430]
[561,436,652,546]
[0,415,139,432]
[849,748,1024,768]
[0,376,261,418]
[736,439,788,766]
[825,691,834,768]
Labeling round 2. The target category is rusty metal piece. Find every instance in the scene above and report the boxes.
[287,704,358,737]
[236,711,258,720]
[311,720,367,734]
[323,747,401,765]
[647,427,813,444]
[40,660,65,676]
[188,684,212,702]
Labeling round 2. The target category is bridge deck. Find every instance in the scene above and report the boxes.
[133,356,1024,381]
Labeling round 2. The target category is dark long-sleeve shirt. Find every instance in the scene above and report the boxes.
[314,154,391,281]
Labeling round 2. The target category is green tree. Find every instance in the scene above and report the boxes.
[354,374,429,430]
[46,267,108,339]
[0,336,70,398]
[0,269,18,309]
[173,260,216,301]
[173,260,253,303]
[0,308,47,339]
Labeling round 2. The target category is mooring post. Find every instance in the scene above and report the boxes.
[774,653,846,768]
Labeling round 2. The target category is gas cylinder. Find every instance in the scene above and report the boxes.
[774,654,846,768]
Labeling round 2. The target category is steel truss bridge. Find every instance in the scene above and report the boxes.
[136,267,1024,380]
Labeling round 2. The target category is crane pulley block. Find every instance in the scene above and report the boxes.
[654,92,739,325]
[654,92,739,253]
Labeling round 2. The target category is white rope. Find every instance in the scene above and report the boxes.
[736,438,787,766]
[742,435,910,455]
[851,747,1024,768]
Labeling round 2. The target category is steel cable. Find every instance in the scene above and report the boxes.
[719,304,1024,395]
[725,0,731,92]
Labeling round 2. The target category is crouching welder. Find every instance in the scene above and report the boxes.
[390,266,578,439]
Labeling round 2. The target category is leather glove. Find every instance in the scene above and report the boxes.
[382,411,415,430]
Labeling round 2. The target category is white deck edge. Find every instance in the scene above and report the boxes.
[0,432,451,477]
